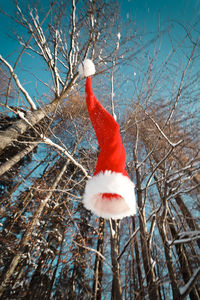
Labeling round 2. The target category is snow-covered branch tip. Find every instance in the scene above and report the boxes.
[0,54,37,110]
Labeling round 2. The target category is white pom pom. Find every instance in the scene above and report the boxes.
[78,59,95,77]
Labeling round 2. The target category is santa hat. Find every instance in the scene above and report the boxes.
[79,59,136,219]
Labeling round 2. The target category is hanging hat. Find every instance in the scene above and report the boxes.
[79,60,136,219]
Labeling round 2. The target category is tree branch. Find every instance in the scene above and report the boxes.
[0,55,37,110]
[180,267,200,298]
[41,135,90,178]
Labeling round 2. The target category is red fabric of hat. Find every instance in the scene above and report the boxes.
[83,74,136,219]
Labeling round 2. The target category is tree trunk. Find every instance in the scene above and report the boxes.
[0,142,38,176]
[0,75,77,154]
[168,214,200,299]
[110,220,123,300]
[157,216,181,299]
[175,195,200,249]
[135,167,160,300]
[132,217,145,299]
[46,231,65,299]
[92,218,105,300]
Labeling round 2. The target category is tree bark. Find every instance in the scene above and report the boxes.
[135,167,160,300]
[0,142,38,176]
[157,216,181,299]
[175,195,200,249]
[110,220,123,300]
[92,218,105,300]
[168,214,200,299]
[132,217,145,299]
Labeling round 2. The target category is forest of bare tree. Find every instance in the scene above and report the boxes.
[0,0,199,299]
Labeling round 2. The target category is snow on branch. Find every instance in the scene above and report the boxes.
[17,5,64,95]
[166,183,200,201]
[147,214,156,249]
[41,135,90,178]
[28,9,63,95]
[66,0,78,85]
[0,54,37,110]
[168,231,200,246]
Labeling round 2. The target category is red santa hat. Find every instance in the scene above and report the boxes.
[79,59,136,219]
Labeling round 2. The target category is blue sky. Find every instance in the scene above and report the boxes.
[120,0,200,57]
[0,0,199,105]
[121,0,199,25]
[1,0,199,59]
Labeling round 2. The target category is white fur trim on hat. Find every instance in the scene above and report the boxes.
[83,171,136,219]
